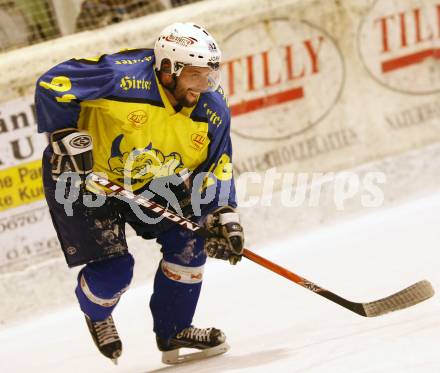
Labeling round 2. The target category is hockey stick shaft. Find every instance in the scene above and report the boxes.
[242,248,366,314]
[89,173,434,317]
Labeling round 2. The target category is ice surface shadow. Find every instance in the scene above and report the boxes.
[144,348,292,373]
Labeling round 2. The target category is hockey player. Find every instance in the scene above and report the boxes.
[35,22,244,365]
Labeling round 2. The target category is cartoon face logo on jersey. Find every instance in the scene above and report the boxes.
[108,134,184,186]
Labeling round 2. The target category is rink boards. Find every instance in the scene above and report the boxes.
[0,0,439,325]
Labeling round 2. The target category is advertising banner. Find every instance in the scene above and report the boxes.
[0,96,60,273]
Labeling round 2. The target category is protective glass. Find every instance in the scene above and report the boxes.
[178,66,221,93]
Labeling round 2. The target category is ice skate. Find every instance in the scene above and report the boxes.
[156,326,230,364]
[85,315,122,365]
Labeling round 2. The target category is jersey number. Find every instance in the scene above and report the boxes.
[202,153,233,190]
[39,76,77,103]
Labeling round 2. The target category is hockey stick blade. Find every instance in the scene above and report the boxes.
[361,280,434,317]
[89,173,435,317]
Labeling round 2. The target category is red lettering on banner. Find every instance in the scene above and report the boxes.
[438,4,440,38]
[375,14,394,53]
[399,12,408,48]
[382,49,440,73]
[224,36,324,90]
[222,35,325,116]
[285,45,305,81]
[227,58,240,96]
[224,36,324,94]
[231,87,304,117]
[374,4,440,73]
[246,55,256,92]
[304,37,324,74]
[262,51,281,87]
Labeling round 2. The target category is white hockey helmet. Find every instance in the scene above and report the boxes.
[154,22,222,92]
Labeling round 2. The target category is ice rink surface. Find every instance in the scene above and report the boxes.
[1,193,440,373]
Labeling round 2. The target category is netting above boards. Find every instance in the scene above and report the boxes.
[0,0,203,53]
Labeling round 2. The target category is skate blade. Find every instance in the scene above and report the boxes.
[161,342,230,365]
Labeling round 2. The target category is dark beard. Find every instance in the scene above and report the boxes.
[173,89,195,107]
[162,77,197,108]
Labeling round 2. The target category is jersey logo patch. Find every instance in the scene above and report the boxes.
[108,134,184,186]
[127,110,148,128]
[190,132,208,151]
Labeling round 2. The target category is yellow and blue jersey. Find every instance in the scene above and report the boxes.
[35,48,236,213]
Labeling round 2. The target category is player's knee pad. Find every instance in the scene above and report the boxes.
[160,259,204,285]
[159,229,207,268]
[78,253,134,307]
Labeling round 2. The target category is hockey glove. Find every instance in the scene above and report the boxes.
[50,128,93,184]
[204,206,244,265]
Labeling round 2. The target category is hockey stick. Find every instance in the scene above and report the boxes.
[89,173,435,317]
[243,249,433,317]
